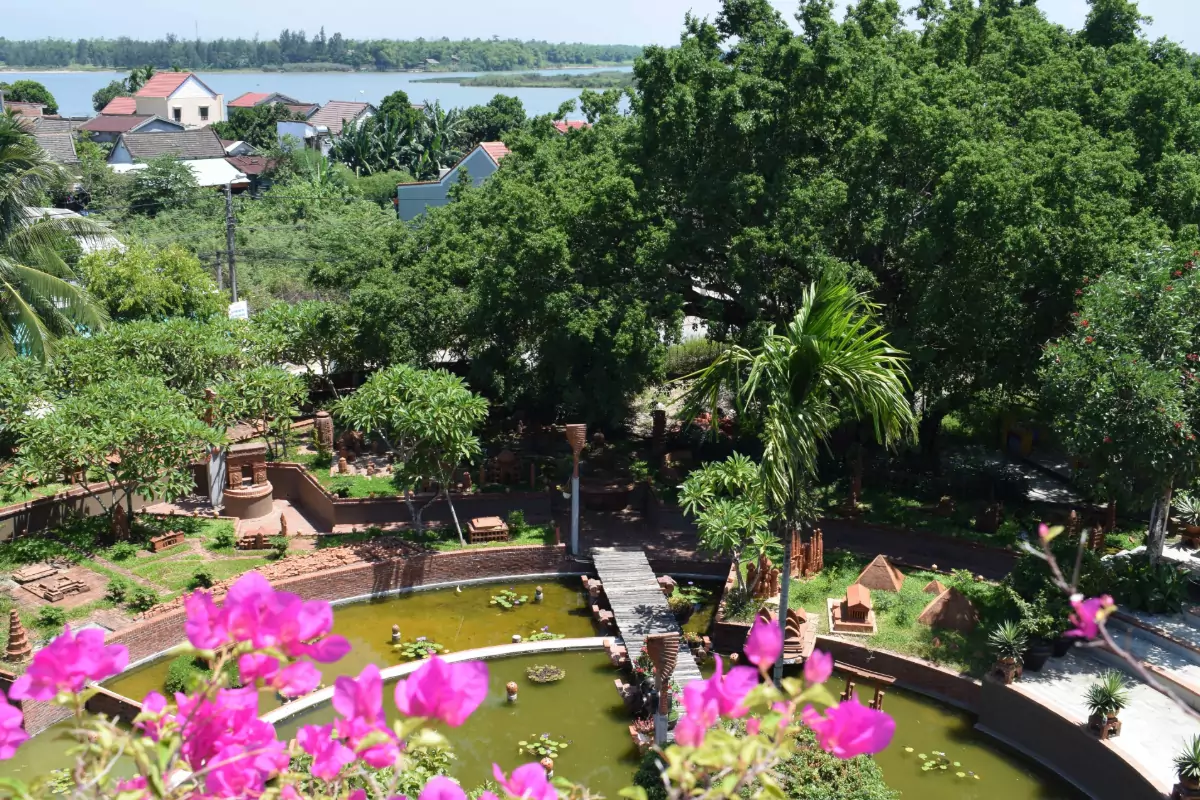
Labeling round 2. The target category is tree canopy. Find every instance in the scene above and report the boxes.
[0,80,57,114]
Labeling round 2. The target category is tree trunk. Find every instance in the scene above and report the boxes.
[445,488,465,546]
[1146,481,1174,565]
[774,522,794,686]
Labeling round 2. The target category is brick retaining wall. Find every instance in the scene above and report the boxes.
[266,463,554,530]
[0,484,150,542]
[18,544,573,736]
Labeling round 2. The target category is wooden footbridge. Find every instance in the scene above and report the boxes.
[591,547,704,689]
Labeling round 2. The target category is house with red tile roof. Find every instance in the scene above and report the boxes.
[552,120,590,134]
[395,142,510,221]
[306,100,375,136]
[100,96,137,115]
[228,91,319,119]
[132,72,224,128]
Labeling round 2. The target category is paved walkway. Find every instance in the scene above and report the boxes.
[1019,649,1200,789]
[592,547,703,688]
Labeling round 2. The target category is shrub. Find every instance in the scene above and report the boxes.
[633,751,670,800]
[209,525,236,550]
[186,569,214,590]
[987,620,1027,660]
[525,664,566,683]
[1175,735,1200,782]
[107,541,138,561]
[269,535,290,560]
[164,655,209,694]
[665,338,724,378]
[667,594,693,617]
[126,586,159,612]
[776,726,900,800]
[35,606,67,629]
[505,510,528,536]
[105,577,132,603]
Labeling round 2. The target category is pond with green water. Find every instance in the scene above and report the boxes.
[2,576,1086,800]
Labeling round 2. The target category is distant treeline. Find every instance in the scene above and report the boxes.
[0,30,643,72]
[415,70,635,89]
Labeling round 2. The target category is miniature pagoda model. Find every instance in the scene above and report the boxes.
[829,583,877,635]
[5,610,31,662]
[224,442,274,518]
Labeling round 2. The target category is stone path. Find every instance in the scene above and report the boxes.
[591,547,703,688]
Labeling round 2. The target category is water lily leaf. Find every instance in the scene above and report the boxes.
[904,747,914,753]
[953,762,961,767]
[918,754,927,760]
[956,772,966,778]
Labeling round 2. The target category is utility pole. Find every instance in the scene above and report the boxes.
[224,183,238,302]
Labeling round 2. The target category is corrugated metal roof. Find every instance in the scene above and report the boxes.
[111,158,248,188]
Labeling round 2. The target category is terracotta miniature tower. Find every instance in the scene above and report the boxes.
[6,609,31,662]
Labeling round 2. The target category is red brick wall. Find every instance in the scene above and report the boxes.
[18,544,573,735]
[0,484,150,542]
[814,636,982,711]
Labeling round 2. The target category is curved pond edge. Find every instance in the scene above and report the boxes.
[262,637,608,726]
[816,636,1161,800]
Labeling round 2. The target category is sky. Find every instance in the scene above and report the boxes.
[1,0,1197,52]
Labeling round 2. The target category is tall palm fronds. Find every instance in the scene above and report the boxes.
[0,115,107,359]
[685,278,913,679]
[329,102,467,180]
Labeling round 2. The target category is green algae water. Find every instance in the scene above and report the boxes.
[818,673,1084,800]
[4,577,1084,799]
[275,650,638,797]
[105,577,596,702]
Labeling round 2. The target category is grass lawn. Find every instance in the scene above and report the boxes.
[0,481,70,507]
[727,550,1009,677]
[846,487,1028,548]
[128,554,272,592]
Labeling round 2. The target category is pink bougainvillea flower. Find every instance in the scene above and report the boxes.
[492,762,558,800]
[0,690,28,760]
[9,626,128,701]
[745,717,762,736]
[271,661,321,698]
[185,590,228,650]
[135,691,173,742]
[673,713,708,747]
[394,656,488,727]
[219,572,350,663]
[297,723,356,781]
[804,649,833,685]
[420,776,471,800]
[744,616,782,670]
[238,653,279,685]
[174,686,287,789]
[335,665,400,768]
[802,698,895,759]
[683,655,759,720]
[1065,594,1115,639]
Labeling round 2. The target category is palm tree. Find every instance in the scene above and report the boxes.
[124,65,156,94]
[686,278,914,682]
[0,114,107,358]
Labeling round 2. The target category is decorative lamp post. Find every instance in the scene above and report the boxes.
[565,424,586,556]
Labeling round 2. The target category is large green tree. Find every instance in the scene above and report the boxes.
[687,278,913,682]
[78,243,223,322]
[0,115,107,358]
[1,79,57,114]
[212,104,308,150]
[1040,246,1200,563]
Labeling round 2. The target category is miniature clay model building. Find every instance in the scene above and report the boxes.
[829,582,877,635]
[854,554,905,592]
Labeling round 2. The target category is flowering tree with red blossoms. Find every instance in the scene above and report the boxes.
[1040,246,1200,563]
[0,571,896,800]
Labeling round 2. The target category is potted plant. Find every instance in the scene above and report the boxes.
[1176,493,1200,545]
[1173,735,1200,797]
[1019,594,1059,671]
[1085,670,1130,739]
[988,620,1028,684]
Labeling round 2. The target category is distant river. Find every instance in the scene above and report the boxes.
[0,66,634,118]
